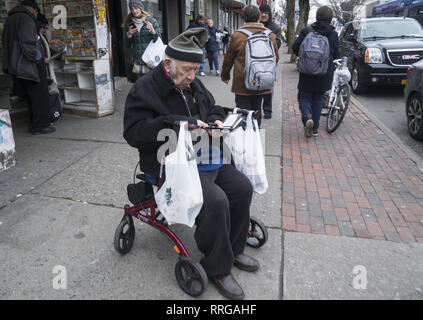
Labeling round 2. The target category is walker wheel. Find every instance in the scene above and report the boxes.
[247,216,268,248]
[114,215,135,254]
[175,256,208,297]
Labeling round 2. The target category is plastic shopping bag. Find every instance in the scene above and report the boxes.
[142,37,167,69]
[154,122,203,227]
[230,111,268,194]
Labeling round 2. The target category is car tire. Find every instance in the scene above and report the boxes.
[406,92,423,141]
[351,65,368,94]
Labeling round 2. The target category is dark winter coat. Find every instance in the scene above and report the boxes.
[263,19,282,49]
[292,20,340,93]
[2,5,43,82]
[123,63,226,179]
[125,15,161,61]
[206,26,220,52]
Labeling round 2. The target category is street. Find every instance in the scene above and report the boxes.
[352,86,423,159]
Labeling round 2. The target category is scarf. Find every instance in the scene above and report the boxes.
[131,16,146,32]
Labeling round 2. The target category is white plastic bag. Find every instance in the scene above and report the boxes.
[230,111,268,194]
[142,37,167,69]
[155,122,203,227]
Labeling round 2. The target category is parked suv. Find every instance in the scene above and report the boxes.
[404,59,423,141]
[340,17,423,94]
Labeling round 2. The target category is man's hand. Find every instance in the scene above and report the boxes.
[222,79,229,84]
[214,120,223,128]
[44,58,51,64]
[196,119,208,128]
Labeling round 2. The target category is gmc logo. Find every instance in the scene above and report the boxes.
[402,54,420,60]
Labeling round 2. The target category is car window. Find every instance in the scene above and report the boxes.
[359,20,423,40]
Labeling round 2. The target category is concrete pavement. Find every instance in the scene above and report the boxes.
[1,52,423,300]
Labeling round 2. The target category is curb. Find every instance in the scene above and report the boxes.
[350,95,423,172]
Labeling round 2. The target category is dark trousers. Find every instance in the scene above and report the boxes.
[13,63,51,129]
[263,91,273,115]
[195,164,253,278]
[297,90,325,130]
[207,50,219,72]
[235,94,265,127]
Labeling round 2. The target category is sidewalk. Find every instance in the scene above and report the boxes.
[281,52,423,243]
[280,51,423,299]
[1,52,423,300]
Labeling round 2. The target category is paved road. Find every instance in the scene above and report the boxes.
[352,86,423,159]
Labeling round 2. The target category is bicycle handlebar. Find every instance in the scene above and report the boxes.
[164,107,260,131]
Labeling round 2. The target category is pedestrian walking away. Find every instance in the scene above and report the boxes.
[206,18,220,76]
[2,0,54,135]
[259,4,282,120]
[124,0,161,82]
[292,5,339,138]
[221,5,279,127]
[123,28,259,300]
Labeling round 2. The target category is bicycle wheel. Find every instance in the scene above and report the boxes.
[326,84,350,134]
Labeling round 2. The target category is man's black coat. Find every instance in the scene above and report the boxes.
[123,63,226,179]
[2,5,42,82]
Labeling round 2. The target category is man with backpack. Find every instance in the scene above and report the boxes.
[292,6,339,138]
[221,5,279,127]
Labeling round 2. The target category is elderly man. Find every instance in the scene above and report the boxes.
[123,28,259,300]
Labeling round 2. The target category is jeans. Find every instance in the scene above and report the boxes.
[297,90,325,130]
[207,50,219,72]
[199,47,206,73]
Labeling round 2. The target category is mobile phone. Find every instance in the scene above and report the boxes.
[130,23,136,29]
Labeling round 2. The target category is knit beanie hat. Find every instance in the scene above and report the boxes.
[259,4,272,15]
[129,0,144,10]
[165,28,208,63]
[21,0,39,10]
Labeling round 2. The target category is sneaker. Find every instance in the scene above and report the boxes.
[304,119,314,138]
[209,70,214,75]
[216,70,220,76]
[312,128,319,137]
[200,72,206,76]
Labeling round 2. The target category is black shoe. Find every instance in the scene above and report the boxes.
[234,254,260,272]
[313,128,319,137]
[212,273,245,300]
[264,113,272,119]
[31,126,56,135]
[304,119,314,138]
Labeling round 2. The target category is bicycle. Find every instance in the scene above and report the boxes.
[321,57,352,133]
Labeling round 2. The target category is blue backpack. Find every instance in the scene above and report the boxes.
[298,27,330,76]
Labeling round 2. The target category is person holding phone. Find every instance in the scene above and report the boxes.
[123,0,161,82]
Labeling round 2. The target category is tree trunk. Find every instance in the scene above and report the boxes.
[286,0,295,61]
[296,0,310,35]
